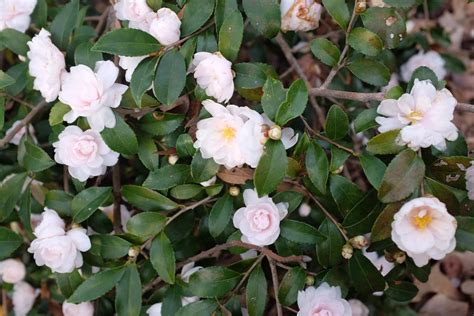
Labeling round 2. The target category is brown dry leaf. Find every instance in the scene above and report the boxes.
[217,167,254,185]
[413,263,462,302]
[419,294,469,316]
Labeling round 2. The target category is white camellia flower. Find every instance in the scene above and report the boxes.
[114,0,152,26]
[147,303,162,316]
[191,52,234,103]
[297,282,351,316]
[401,51,447,82]
[180,262,203,305]
[62,301,94,316]
[12,281,39,316]
[28,208,92,273]
[376,79,458,151]
[391,197,457,267]
[59,61,128,131]
[349,299,370,316]
[119,55,147,82]
[0,259,26,283]
[280,0,323,32]
[53,126,119,182]
[5,121,35,145]
[0,0,37,32]
[233,189,288,246]
[27,29,66,102]
[465,162,474,200]
[147,8,181,45]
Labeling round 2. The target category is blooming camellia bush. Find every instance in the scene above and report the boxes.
[0,0,474,315]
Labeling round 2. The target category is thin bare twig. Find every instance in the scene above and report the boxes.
[112,163,123,234]
[166,196,214,225]
[268,258,283,316]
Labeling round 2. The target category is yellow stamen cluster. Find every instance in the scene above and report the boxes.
[221,126,236,140]
[412,212,432,230]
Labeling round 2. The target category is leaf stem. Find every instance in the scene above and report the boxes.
[268,258,283,316]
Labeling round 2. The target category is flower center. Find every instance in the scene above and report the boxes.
[252,210,271,230]
[73,138,97,159]
[312,306,333,316]
[412,209,432,230]
[221,126,236,140]
[406,111,423,124]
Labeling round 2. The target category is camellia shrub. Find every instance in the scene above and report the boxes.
[1,0,474,315]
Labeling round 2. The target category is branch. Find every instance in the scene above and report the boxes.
[112,163,123,234]
[268,258,283,316]
[166,195,215,225]
[0,100,48,149]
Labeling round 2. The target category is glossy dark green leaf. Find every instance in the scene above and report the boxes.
[246,264,267,316]
[242,0,280,38]
[116,265,142,316]
[424,177,460,213]
[383,0,421,7]
[361,7,406,49]
[254,140,288,196]
[360,153,387,190]
[261,78,286,121]
[347,56,390,86]
[49,102,71,126]
[0,29,30,56]
[126,212,167,239]
[275,79,308,125]
[191,151,220,183]
[455,216,474,252]
[343,191,382,235]
[139,113,185,136]
[330,146,350,173]
[181,0,215,36]
[209,194,234,238]
[386,281,418,302]
[131,57,159,106]
[176,134,196,158]
[151,232,176,284]
[278,267,306,306]
[31,0,48,28]
[348,27,383,56]
[428,156,471,190]
[153,50,186,105]
[170,184,202,200]
[349,250,386,295]
[22,140,55,172]
[4,63,29,96]
[330,175,364,216]
[143,164,191,191]
[371,202,402,242]
[306,141,329,194]
[56,270,83,299]
[50,0,79,49]
[89,235,131,259]
[316,219,345,268]
[101,114,138,156]
[354,108,378,133]
[322,0,350,29]
[272,191,304,214]
[407,66,441,91]
[310,38,341,67]
[161,285,183,316]
[93,29,161,56]
[215,0,238,32]
[175,300,218,316]
[325,105,349,140]
[137,135,159,171]
[367,130,405,155]
[0,71,15,89]
[218,10,243,61]
[0,173,27,222]
[234,62,270,89]
[146,0,162,10]
[188,266,241,297]
[280,220,326,244]
[0,227,23,260]
[44,190,73,217]
[74,42,103,69]
[72,187,112,223]
[122,185,178,212]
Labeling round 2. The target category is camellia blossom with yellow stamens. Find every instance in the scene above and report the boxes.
[391,197,457,267]
[375,79,458,151]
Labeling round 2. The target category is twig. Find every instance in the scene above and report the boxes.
[0,94,34,109]
[94,6,111,39]
[112,163,123,234]
[268,258,283,316]
[63,166,70,193]
[2,289,8,315]
[275,33,326,129]
[0,100,48,149]
[166,196,214,225]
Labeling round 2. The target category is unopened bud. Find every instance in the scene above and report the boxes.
[128,247,140,258]
[384,251,395,263]
[168,155,179,165]
[9,222,21,234]
[333,165,344,174]
[71,222,82,229]
[393,251,406,264]
[342,244,353,259]
[350,235,368,249]
[355,1,367,14]
[229,186,240,196]
[305,275,315,286]
[268,125,282,141]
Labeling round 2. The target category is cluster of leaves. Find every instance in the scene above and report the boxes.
[0,0,473,315]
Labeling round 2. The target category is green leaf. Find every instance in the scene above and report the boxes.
[354,108,378,133]
[371,203,402,242]
[188,266,241,297]
[153,50,186,105]
[31,0,48,28]
[116,265,142,316]
[18,189,32,237]
[151,232,176,284]
[348,27,384,57]
[278,267,306,306]
[0,173,27,222]
[218,10,243,61]
[146,0,162,10]
[306,141,329,194]
[143,165,191,191]
[280,220,326,244]
[347,56,390,86]
[68,267,126,303]
[310,38,341,67]
[261,78,286,121]
[49,102,71,126]
[56,270,83,299]
[360,153,387,190]
[275,79,308,125]
[246,264,267,316]
[50,0,79,50]
[455,216,474,252]
[386,281,418,302]
[181,0,215,36]
[254,140,288,196]
[92,29,161,56]
[22,140,55,172]
[330,146,350,173]
[215,0,238,32]
[0,98,3,130]
[209,194,234,238]
[74,42,103,69]
[361,7,406,49]
[325,105,349,140]
[176,134,196,158]
[428,157,472,190]
[322,0,350,29]
[0,71,15,90]
[378,149,425,203]
[0,28,31,56]
[101,114,138,156]
[126,212,167,239]
[44,190,73,217]
[234,63,270,89]
[316,219,345,268]
[4,63,29,96]
[273,191,304,214]
[191,151,220,183]
[137,134,159,171]
[175,300,218,316]
[242,0,280,38]
[89,235,131,259]
[330,175,364,216]
[161,286,182,316]
[122,185,179,212]
[343,191,382,235]
[383,0,421,7]
[424,177,460,213]
[349,250,386,295]
[170,184,202,200]
[72,187,112,223]
[130,57,159,106]
[0,227,23,260]
[407,66,440,91]
[367,130,405,155]
[139,112,184,136]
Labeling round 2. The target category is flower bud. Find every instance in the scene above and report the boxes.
[128,247,140,258]
[341,244,353,259]
[268,125,282,141]
[168,155,179,165]
[350,235,368,249]
[305,275,315,286]
[229,186,240,197]
[355,1,367,14]
[393,251,406,264]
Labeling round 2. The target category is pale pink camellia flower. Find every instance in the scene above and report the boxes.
[62,301,94,316]
[27,208,92,273]
[465,162,474,200]
[401,51,447,82]
[391,197,457,267]
[12,281,39,316]
[113,0,151,26]
[118,55,147,82]
[297,282,351,316]
[233,189,288,246]
[0,259,26,283]
[349,299,370,316]
[280,0,323,32]
[27,29,66,102]
[147,303,162,316]
[5,121,35,145]
[59,61,128,131]
[375,79,458,151]
[147,8,181,45]
[191,52,234,103]
[53,126,119,182]
[0,0,37,32]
